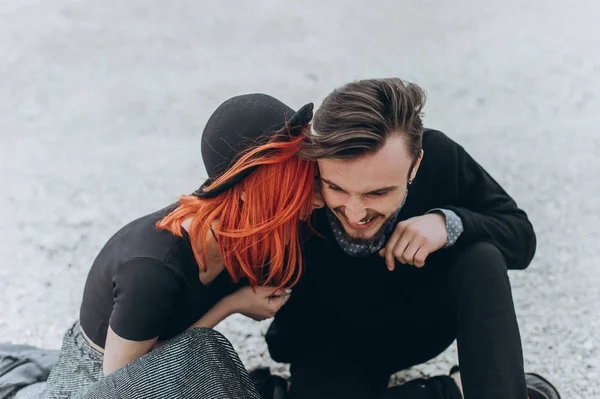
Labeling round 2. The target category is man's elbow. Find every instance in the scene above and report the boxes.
[515,218,537,270]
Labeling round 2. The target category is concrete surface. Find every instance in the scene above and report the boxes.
[1,0,599,397]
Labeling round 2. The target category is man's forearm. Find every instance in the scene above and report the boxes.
[448,136,537,269]
[446,205,536,270]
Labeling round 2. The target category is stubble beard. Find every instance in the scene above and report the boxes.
[333,211,396,246]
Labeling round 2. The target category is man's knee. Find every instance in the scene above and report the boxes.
[452,241,509,289]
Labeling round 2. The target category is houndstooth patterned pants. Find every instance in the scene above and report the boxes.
[15,321,260,399]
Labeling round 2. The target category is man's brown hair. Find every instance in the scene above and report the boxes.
[300,78,426,169]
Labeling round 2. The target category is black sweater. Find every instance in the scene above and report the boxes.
[267,128,536,360]
[412,129,536,270]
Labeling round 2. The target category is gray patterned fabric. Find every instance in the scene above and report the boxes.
[324,191,464,257]
[14,321,260,399]
[426,209,464,247]
[42,322,103,398]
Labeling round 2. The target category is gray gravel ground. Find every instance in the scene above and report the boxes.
[1,1,599,397]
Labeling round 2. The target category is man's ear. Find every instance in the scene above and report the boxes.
[409,150,424,182]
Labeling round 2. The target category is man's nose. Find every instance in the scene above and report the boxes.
[345,196,367,222]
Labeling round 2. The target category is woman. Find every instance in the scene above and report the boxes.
[15,93,323,399]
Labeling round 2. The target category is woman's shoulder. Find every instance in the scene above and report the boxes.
[90,204,197,280]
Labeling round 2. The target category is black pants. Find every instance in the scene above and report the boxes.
[268,242,528,399]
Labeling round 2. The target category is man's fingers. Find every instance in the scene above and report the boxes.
[383,229,402,271]
[386,223,413,271]
[392,231,414,264]
[384,220,423,271]
[402,240,421,265]
[414,247,429,268]
[385,246,395,271]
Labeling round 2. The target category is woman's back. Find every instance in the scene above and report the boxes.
[79,204,240,349]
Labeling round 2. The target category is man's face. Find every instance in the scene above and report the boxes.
[317,135,422,241]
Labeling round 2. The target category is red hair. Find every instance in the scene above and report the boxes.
[156,130,315,290]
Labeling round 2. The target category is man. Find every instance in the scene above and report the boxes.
[265,78,560,399]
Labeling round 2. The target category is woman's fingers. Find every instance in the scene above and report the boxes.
[271,288,292,297]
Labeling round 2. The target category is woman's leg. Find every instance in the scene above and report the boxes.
[45,323,259,399]
[44,322,104,398]
[76,327,260,399]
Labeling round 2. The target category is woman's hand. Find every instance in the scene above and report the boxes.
[227,286,291,321]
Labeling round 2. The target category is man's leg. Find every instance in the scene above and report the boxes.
[277,241,527,399]
[280,246,458,399]
[287,349,390,399]
[448,241,527,399]
[384,242,527,398]
[283,251,457,399]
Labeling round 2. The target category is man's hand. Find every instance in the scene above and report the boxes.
[378,213,447,270]
[227,286,291,321]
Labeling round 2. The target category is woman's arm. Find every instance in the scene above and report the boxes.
[103,300,228,376]
[102,258,178,375]
[187,286,292,330]
[186,295,237,330]
[103,326,158,376]
[103,286,290,374]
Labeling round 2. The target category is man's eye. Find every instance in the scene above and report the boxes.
[327,185,343,192]
[368,192,388,197]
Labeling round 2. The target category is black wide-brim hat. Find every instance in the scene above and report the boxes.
[194,93,314,198]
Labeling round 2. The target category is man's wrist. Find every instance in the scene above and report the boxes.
[426,208,464,247]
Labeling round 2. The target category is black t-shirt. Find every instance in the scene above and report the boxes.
[79,204,242,348]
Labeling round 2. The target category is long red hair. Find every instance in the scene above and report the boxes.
[156,130,315,290]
